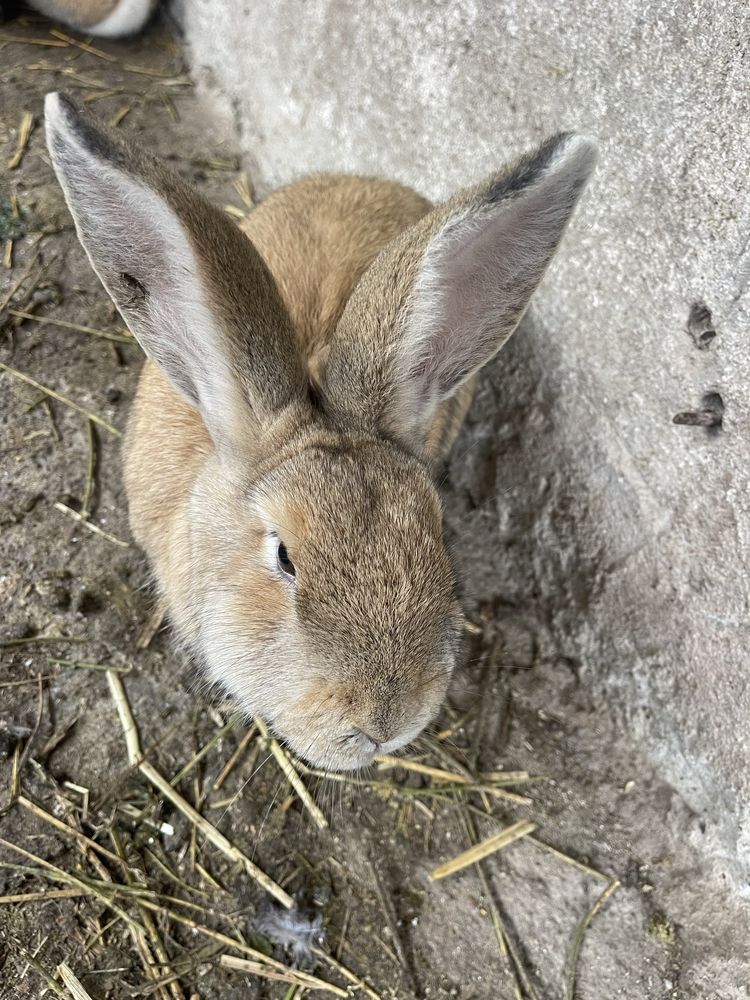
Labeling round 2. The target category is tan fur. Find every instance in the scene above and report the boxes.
[27,0,156,33]
[243,173,476,457]
[29,0,120,28]
[46,94,594,770]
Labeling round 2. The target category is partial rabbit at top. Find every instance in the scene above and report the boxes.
[44,92,596,771]
[20,0,157,36]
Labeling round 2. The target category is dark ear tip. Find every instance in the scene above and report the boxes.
[45,91,75,121]
[486,131,598,205]
[555,133,598,174]
[530,132,597,193]
[45,90,125,172]
[44,91,82,142]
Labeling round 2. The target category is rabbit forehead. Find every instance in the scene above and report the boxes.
[253,443,456,648]
[255,441,445,555]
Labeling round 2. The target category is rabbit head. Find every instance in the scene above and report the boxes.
[45,92,595,770]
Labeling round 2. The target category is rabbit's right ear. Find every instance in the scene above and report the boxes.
[44,93,306,455]
[324,133,596,453]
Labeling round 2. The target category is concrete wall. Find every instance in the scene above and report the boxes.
[174,0,750,874]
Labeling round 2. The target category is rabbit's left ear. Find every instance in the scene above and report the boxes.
[325,133,597,451]
[44,92,307,455]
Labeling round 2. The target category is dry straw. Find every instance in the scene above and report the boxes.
[106,671,294,908]
[428,819,536,881]
[256,717,328,830]
[0,361,121,435]
[7,110,34,169]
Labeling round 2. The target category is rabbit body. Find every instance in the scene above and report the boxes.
[23,0,156,36]
[122,175,474,768]
[45,93,595,769]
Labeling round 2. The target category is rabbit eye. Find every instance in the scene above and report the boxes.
[277,541,296,579]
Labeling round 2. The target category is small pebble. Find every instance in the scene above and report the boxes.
[19,491,44,514]
[35,578,71,610]
[5,620,34,640]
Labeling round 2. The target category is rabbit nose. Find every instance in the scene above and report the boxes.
[353,728,381,753]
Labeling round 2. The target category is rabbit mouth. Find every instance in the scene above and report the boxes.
[280,727,383,772]
[339,728,380,755]
[255,719,390,772]
[284,721,427,773]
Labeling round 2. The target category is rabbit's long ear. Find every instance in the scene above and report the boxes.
[45,92,306,453]
[324,133,596,452]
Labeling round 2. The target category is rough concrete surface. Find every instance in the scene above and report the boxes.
[1,3,749,999]
[174,0,750,882]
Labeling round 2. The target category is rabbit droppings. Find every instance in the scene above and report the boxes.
[44,93,596,771]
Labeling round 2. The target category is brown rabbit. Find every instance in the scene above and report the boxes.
[44,92,595,771]
[22,0,156,36]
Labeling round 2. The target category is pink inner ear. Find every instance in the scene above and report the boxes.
[427,179,582,398]
[430,211,529,392]
[400,139,595,423]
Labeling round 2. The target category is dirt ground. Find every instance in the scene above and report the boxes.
[1,9,748,1000]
